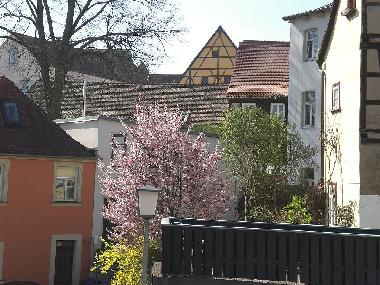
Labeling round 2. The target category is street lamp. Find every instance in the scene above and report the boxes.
[137,185,160,285]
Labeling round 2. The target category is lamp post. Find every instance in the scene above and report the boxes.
[137,185,160,285]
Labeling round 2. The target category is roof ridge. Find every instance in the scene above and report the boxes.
[283,2,333,21]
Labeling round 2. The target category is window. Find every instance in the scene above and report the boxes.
[212,49,219,58]
[332,83,341,112]
[201,76,208,86]
[0,160,9,203]
[302,91,315,127]
[111,133,127,159]
[20,79,33,93]
[9,45,19,64]
[305,29,318,61]
[328,182,337,225]
[54,164,81,202]
[302,168,315,186]
[271,103,286,120]
[242,103,256,108]
[224,76,231,84]
[2,100,20,125]
[342,0,356,17]
[230,102,241,108]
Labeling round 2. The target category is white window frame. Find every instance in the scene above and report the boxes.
[111,133,128,159]
[304,29,318,61]
[302,91,315,128]
[270,103,286,120]
[332,83,341,112]
[49,235,82,285]
[242,103,257,108]
[0,159,10,203]
[53,162,82,203]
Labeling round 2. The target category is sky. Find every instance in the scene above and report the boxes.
[153,0,332,74]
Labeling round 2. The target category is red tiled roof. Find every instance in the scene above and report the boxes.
[0,76,96,158]
[228,40,289,98]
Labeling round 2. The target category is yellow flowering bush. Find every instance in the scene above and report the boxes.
[92,237,160,285]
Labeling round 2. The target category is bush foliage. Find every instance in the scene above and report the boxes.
[220,107,319,223]
[281,195,313,224]
[92,238,160,285]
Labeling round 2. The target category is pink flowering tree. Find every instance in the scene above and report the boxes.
[100,102,229,240]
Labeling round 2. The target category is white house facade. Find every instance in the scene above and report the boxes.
[319,0,380,228]
[0,39,40,93]
[55,116,128,254]
[283,4,332,185]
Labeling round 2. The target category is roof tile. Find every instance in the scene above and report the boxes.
[31,83,229,125]
[0,76,95,158]
[228,41,289,98]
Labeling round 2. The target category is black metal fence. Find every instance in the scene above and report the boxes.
[161,218,380,285]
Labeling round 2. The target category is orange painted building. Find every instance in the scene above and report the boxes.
[0,76,97,285]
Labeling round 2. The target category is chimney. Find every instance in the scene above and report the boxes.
[82,79,87,117]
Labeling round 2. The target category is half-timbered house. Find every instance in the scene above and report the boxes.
[318,0,380,227]
[179,26,237,86]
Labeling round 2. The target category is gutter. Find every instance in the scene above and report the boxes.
[0,153,98,161]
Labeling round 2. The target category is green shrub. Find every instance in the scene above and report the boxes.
[281,195,313,224]
[336,201,357,227]
[191,123,221,136]
[92,237,160,285]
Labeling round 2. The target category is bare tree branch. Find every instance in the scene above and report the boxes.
[42,0,56,42]
[0,0,184,118]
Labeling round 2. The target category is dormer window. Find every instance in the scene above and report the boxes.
[2,100,20,126]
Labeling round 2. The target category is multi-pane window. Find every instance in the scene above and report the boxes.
[224,76,231,84]
[303,91,315,127]
[242,102,256,108]
[9,45,20,64]
[2,101,20,125]
[54,165,80,202]
[305,29,318,61]
[201,76,208,86]
[303,168,315,186]
[270,103,286,120]
[212,49,219,58]
[111,133,127,159]
[0,161,9,203]
[332,83,341,112]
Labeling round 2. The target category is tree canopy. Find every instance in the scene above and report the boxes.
[0,0,183,118]
[100,102,229,240]
[220,107,317,220]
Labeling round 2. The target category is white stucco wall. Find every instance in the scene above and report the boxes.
[322,1,362,225]
[288,11,330,183]
[0,40,40,92]
[57,117,128,254]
